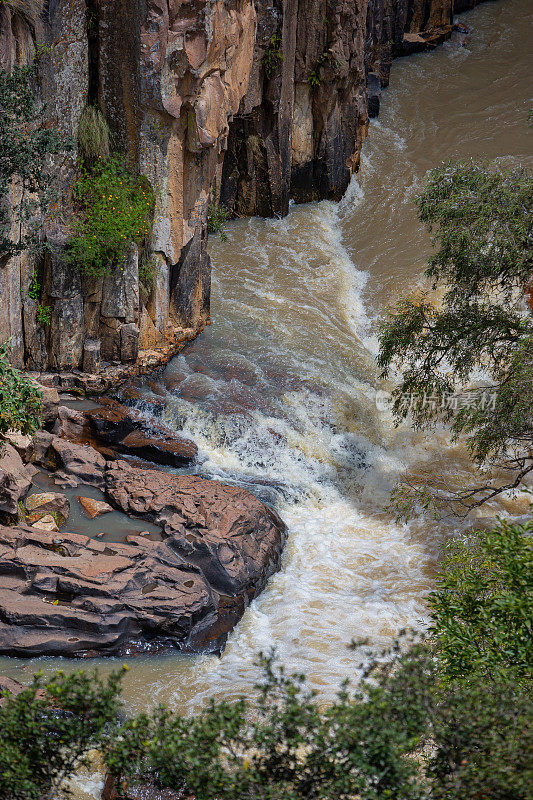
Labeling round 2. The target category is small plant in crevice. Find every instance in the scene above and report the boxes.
[262,33,284,79]
[36,304,51,327]
[308,50,343,89]
[139,249,160,299]
[27,270,41,301]
[65,156,155,277]
[77,105,111,163]
[207,203,229,241]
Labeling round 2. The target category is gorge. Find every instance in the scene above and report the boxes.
[2,0,487,381]
[0,10,532,799]
[0,0,530,732]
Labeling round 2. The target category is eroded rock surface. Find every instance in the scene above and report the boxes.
[0,463,286,657]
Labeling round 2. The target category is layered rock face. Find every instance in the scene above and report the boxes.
[0,0,482,377]
[0,456,286,657]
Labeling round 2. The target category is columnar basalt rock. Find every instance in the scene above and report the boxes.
[0,0,488,377]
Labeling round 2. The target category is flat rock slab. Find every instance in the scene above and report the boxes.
[0,464,286,657]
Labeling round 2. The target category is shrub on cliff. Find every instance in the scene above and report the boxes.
[0,341,43,437]
[65,156,155,276]
[378,160,533,514]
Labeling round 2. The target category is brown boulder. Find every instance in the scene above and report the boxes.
[0,465,285,657]
[32,431,106,487]
[86,400,197,467]
[119,429,197,467]
[3,431,34,462]
[106,461,286,600]
[0,443,34,520]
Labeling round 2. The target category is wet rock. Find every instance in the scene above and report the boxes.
[86,400,197,467]
[55,405,91,442]
[25,492,70,526]
[367,72,381,118]
[119,429,197,468]
[32,431,106,487]
[77,496,113,519]
[0,443,33,520]
[31,514,59,532]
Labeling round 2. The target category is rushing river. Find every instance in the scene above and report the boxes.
[2,0,532,728]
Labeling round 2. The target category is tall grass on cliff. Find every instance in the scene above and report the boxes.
[378,160,533,516]
[77,105,111,163]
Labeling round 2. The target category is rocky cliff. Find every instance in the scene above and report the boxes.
[0,0,483,382]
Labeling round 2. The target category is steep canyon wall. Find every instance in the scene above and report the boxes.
[0,0,483,383]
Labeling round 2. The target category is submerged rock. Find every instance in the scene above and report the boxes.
[0,463,286,658]
[77,496,113,520]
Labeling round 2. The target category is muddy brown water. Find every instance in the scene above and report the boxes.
[1,0,532,754]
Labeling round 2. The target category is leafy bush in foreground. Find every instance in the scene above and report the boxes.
[0,341,43,437]
[0,669,124,800]
[0,523,531,799]
[429,519,533,680]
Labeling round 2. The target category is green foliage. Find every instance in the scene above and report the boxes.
[308,69,320,88]
[36,303,51,327]
[428,519,533,680]
[0,668,125,800]
[207,202,229,241]
[105,644,532,800]
[263,33,284,79]
[429,672,532,800]
[0,341,42,436]
[27,270,41,301]
[77,105,111,163]
[65,156,155,276]
[0,65,66,260]
[308,51,342,89]
[378,161,533,511]
[0,518,531,800]
[106,647,432,800]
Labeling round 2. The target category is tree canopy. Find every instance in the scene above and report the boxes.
[378,160,533,513]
